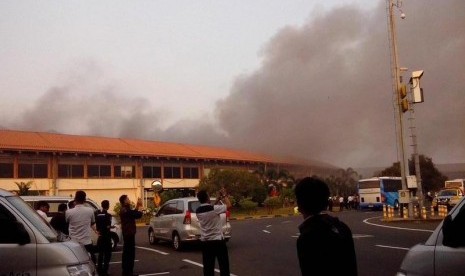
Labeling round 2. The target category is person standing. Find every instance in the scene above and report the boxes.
[294,177,357,276]
[95,200,113,276]
[50,203,69,235]
[36,201,50,220]
[196,188,232,276]
[66,190,97,264]
[119,195,143,276]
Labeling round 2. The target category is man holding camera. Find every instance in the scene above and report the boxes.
[119,195,143,276]
[196,188,232,276]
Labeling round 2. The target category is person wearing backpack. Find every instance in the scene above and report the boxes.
[294,177,357,276]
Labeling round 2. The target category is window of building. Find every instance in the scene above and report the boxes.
[164,166,181,179]
[58,164,84,178]
[87,165,111,178]
[143,166,162,178]
[115,165,135,178]
[182,167,199,179]
[18,163,48,178]
[0,163,14,178]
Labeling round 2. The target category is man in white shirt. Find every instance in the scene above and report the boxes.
[36,201,49,220]
[66,190,97,264]
[196,188,231,276]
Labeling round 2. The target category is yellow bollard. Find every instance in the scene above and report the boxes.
[383,205,387,218]
[414,205,418,218]
[439,205,446,217]
[389,206,394,219]
[403,206,408,219]
[421,207,427,219]
[430,206,435,217]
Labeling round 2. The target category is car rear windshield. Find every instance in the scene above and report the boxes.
[188,201,201,213]
[438,189,458,196]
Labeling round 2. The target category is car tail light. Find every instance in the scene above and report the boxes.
[183,211,191,224]
[225,210,230,222]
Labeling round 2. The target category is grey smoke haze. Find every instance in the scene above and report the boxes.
[3,0,464,169]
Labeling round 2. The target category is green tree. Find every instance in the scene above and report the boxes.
[409,155,448,193]
[377,155,448,193]
[324,168,360,196]
[253,166,296,196]
[159,189,184,205]
[199,168,264,206]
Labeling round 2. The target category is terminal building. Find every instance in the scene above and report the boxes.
[0,129,337,209]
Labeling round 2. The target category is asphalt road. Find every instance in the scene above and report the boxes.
[106,210,441,276]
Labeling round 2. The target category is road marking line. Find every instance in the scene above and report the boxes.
[136,246,170,255]
[262,230,271,233]
[139,273,170,275]
[352,234,374,238]
[183,259,238,276]
[109,260,139,264]
[376,244,410,251]
[266,225,272,228]
[363,216,435,232]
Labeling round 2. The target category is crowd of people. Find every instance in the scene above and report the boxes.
[35,178,357,276]
[327,194,360,212]
[35,191,143,276]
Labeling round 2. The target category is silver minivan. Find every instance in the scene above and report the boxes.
[397,196,465,276]
[0,189,96,275]
[148,197,232,250]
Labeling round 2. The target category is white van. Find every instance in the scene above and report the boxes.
[0,189,96,275]
[397,195,465,276]
[21,195,122,250]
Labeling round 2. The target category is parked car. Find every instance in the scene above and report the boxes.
[0,189,96,275]
[148,197,231,250]
[432,188,464,211]
[21,195,122,250]
[397,196,465,276]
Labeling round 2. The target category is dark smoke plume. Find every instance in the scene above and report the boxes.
[2,0,464,169]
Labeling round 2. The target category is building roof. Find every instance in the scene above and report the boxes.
[0,129,280,164]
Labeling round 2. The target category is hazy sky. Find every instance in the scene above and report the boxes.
[1,0,464,169]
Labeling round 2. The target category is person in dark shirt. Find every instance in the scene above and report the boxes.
[295,177,358,276]
[50,203,68,235]
[96,200,113,276]
[119,195,143,276]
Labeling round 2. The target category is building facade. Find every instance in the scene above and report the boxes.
[0,130,336,210]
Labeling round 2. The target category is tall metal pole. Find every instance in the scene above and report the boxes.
[388,0,407,190]
[388,0,412,216]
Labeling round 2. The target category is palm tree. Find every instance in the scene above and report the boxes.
[15,181,34,195]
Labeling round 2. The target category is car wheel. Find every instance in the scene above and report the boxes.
[148,228,158,245]
[110,232,119,250]
[172,232,182,251]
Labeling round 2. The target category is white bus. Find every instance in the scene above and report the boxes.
[358,177,402,210]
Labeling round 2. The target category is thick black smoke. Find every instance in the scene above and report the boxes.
[3,0,464,169]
